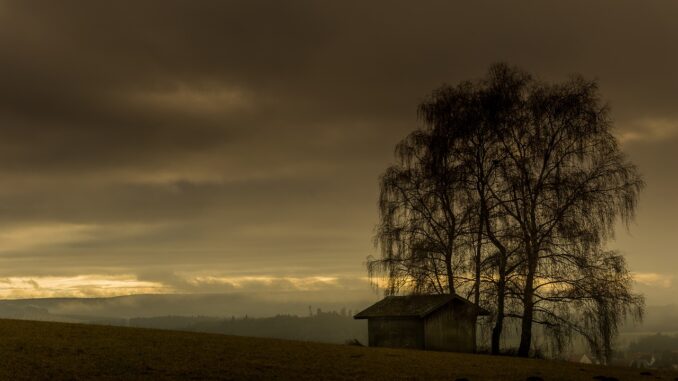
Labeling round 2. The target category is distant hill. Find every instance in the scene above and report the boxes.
[0,293,376,320]
[1,294,675,331]
[0,293,371,345]
[0,319,676,380]
[1,295,676,354]
[0,295,676,352]
[129,312,368,344]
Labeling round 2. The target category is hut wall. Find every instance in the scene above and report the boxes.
[368,318,424,349]
[423,302,476,352]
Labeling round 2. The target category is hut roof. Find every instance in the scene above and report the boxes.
[354,294,489,319]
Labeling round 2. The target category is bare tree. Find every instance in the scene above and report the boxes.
[369,121,475,295]
[488,72,644,356]
[368,63,644,358]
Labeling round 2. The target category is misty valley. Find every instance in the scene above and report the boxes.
[0,294,677,369]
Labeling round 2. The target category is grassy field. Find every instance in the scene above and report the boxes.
[0,319,676,380]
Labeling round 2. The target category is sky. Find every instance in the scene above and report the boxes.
[0,0,676,305]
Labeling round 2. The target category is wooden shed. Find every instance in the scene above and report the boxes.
[354,294,488,352]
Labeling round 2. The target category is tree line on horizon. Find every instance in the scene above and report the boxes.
[368,63,644,361]
[127,310,366,344]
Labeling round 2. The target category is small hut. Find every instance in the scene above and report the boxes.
[354,294,488,352]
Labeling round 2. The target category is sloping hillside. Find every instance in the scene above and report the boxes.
[0,319,675,380]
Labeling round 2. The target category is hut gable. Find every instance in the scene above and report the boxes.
[354,294,488,353]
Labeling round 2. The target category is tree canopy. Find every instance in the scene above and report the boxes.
[368,63,644,359]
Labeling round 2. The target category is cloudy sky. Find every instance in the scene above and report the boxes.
[0,1,676,305]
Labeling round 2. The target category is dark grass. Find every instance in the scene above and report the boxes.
[0,319,675,380]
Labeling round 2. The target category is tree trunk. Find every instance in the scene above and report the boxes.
[491,271,506,355]
[473,217,483,306]
[446,253,455,294]
[491,244,507,355]
[518,286,534,356]
[518,248,537,357]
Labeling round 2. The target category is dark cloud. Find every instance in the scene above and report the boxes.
[0,0,676,303]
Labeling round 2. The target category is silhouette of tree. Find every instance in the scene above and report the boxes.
[483,67,644,357]
[369,63,644,358]
[368,111,476,295]
[417,65,530,355]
